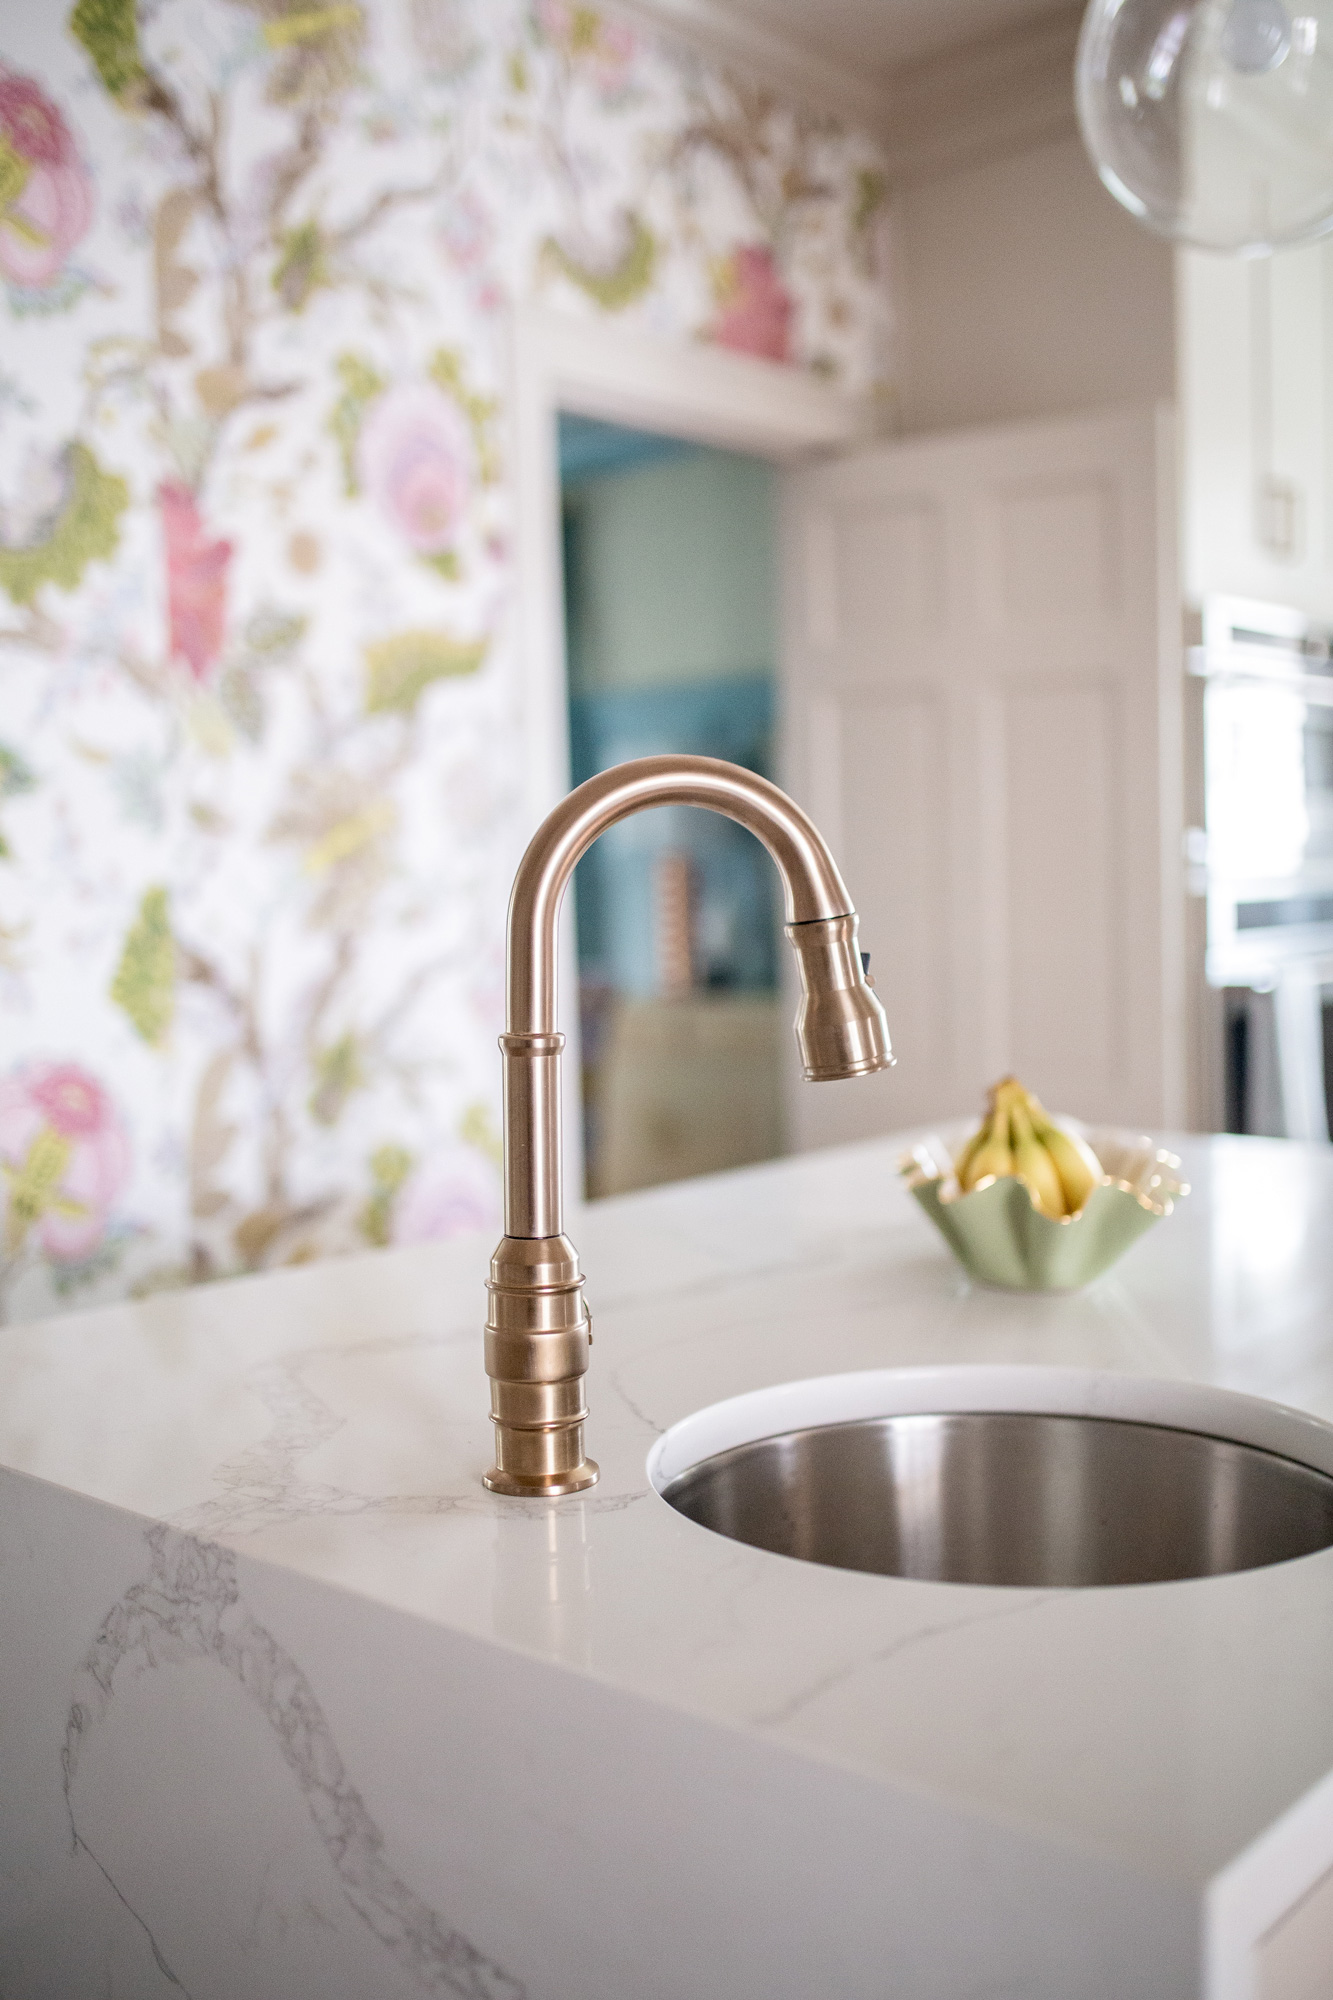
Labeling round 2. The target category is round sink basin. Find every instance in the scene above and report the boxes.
[649,1368,1333,1588]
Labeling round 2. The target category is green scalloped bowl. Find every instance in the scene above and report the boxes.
[900,1129,1188,1292]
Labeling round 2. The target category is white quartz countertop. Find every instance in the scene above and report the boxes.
[5,1131,1333,1905]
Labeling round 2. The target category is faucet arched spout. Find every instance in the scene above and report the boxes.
[484,754,892,1499]
[506,754,857,1037]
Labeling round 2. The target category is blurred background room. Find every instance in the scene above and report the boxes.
[2,0,1332,1324]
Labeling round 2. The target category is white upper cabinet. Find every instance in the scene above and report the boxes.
[1180,242,1333,620]
[782,403,1184,1150]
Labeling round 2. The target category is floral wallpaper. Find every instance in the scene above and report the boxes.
[0,0,892,1324]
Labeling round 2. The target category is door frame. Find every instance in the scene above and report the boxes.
[508,304,872,826]
[506,305,872,1197]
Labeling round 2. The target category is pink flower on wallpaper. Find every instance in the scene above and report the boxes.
[710,244,794,364]
[357,382,472,555]
[0,67,93,292]
[159,482,233,682]
[0,69,74,165]
[0,1060,131,1263]
[392,1146,499,1246]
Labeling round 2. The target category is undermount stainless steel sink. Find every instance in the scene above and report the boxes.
[659,1405,1333,1588]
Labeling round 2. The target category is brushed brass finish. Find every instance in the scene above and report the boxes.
[788,913,892,1081]
[484,754,893,1497]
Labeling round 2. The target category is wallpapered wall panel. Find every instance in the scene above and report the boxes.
[0,0,892,1324]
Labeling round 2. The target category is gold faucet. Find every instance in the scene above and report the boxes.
[483,754,893,1497]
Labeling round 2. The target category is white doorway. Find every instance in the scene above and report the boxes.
[782,400,1185,1142]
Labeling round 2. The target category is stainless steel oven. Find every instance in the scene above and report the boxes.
[1191,597,1333,1139]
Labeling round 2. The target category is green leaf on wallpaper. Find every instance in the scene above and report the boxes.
[363,629,486,716]
[328,351,385,494]
[309,1032,366,1126]
[68,0,150,101]
[421,549,461,581]
[0,443,128,608]
[540,214,657,313]
[569,9,605,54]
[359,1141,414,1247]
[460,1100,502,1165]
[427,348,501,484]
[3,1128,77,1259]
[0,137,32,214]
[110,884,175,1048]
[273,220,330,312]
[0,746,35,801]
[370,1143,413,1189]
[262,4,364,51]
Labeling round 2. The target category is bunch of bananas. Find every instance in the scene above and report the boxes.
[954,1076,1104,1220]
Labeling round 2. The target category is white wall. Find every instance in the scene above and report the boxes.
[1179,242,1333,621]
[893,133,1177,434]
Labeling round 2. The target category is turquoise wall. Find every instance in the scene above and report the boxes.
[563,448,778,695]
[560,433,781,999]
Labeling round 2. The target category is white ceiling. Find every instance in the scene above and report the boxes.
[694,0,1074,77]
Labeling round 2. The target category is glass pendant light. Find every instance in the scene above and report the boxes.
[1076,0,1333,252]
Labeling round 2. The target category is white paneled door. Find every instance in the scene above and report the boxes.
[782,403,1184,1149]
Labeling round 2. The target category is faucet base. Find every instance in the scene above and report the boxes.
[484,1232,597,1498]
[482,1460,600,1497]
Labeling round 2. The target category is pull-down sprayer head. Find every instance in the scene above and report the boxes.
[788,914,892,1082]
